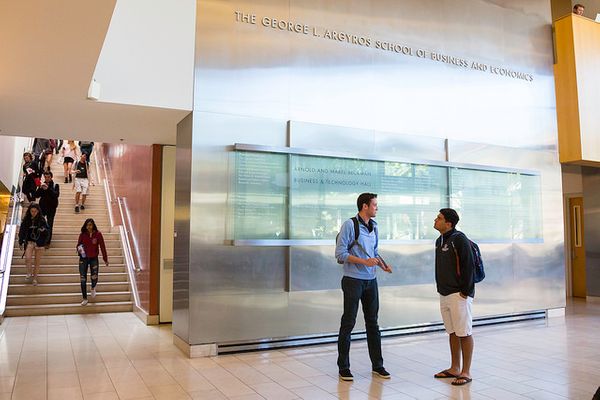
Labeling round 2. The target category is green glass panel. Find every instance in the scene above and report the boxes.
[289,156,448,240]
[377,163,448,240]
[449,168,542,240]
[232,151,288,239]
[289,155,376,239]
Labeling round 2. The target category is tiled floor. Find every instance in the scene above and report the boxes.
[0,300,599,400]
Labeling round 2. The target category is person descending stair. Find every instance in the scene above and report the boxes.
[71,153,94,213]
[34,170,59,247]
[77,218,109,306]
[60,139,79,183]
[18,203,50,286]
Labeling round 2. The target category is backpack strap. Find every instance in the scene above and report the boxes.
[449,232,461,277]
[351,217,359,242]
[347,217,360,251]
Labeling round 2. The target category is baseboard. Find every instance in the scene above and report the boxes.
[586,296,600,303]
[546,307,565,318]
[133,305,159,325]
[173,334,217,358]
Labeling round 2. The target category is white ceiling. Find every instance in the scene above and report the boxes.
[0,0,191,145]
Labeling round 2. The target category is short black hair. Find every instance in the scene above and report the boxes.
[439,208,459,228]
[357,193,377,211]
[43,171,53,177]
[81,218,99,233]
[574,3,584,11]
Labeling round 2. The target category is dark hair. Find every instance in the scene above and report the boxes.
[81,218,99,233]
[574,3,584,11]
[22,203,43,226]
[357,193,377,211]
[439,208,460,228]
[43,171,53,177]
[23,152,33,160]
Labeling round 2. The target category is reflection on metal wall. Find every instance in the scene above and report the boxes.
[174,0,564,347]
[582,168,600,296]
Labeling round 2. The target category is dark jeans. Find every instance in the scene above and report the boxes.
[79,257,99,299]
[41,207,56,243]
[337,276,383,371]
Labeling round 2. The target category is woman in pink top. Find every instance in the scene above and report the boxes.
[77,218,108,305]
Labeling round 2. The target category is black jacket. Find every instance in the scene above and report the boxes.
[34,181,59,210]
[435,228,475,298]
[18,216,50,247]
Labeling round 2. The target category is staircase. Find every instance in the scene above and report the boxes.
[5,152,133,316]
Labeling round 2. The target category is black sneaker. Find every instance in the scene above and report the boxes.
[80,204,85,210]
[372,367,391,379]
[64,177,68,183]
[339,369,354,381]
[75,205,80,213]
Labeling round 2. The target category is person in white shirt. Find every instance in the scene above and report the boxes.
[60,140,79,183]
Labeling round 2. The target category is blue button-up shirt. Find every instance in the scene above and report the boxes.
[335,215,379,280]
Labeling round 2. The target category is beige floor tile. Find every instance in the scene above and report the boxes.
[0,376,15,394]
[250,382,299,400]
[188,389,228,399]
[82,392,120,400]
[48,386,84,400]
[148,384,193,399]
[48,371,81,389]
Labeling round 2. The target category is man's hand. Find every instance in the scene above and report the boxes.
[363,257,380,267]
[380,264,393,273]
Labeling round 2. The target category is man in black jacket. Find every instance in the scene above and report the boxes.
[35,171,59,246]
[433,208,475,386]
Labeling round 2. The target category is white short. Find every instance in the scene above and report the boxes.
[440,292,473,337]
[74,178,89,195]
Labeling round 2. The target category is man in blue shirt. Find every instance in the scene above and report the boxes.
[335,193,392,381]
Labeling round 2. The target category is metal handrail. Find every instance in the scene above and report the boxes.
[1,139,32,319]
[96,145,141,309]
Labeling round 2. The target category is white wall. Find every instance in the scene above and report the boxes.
[0,135,31,193]
[92,0,195,111]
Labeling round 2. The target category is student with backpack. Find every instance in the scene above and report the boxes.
[433,208,481,386]
[334,193,393,382]
[18,203,49,286]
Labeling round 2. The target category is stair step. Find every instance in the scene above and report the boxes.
[10,272,128,284]
[8,282,130,295]
[12,256,124,265]
[11,265,127,274]
[4,301,133,317]
[7,291,132,305]
[14,241,121,250]
[13,248,123,256]
[30,232,121,239]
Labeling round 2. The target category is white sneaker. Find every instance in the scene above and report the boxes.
[25,273,32,281]
[91,288,96,298]
[81,299,88,306]
[32,278,38,286]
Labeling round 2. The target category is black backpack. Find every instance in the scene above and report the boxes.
[336,217,360,264]
[450,232,485,283]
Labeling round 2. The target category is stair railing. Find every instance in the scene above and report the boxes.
[94,146,141,309]
[0,140,32,320]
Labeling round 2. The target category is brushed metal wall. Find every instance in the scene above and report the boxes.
[582,167,600,297]
[174,0,564,346]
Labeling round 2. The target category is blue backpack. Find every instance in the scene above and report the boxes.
[450,233,485,283]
